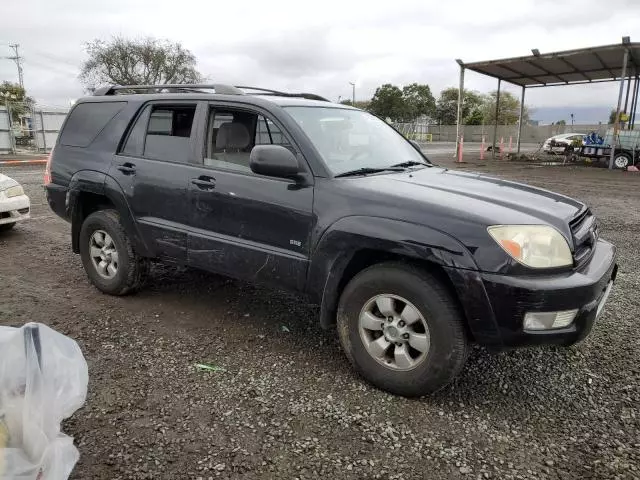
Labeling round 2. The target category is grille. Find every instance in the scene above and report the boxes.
[18,207,29,214]
[570,208,597,267]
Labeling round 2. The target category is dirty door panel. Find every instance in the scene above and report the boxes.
[112,102,198,261]
[187,168,314,291]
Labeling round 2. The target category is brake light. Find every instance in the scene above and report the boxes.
[44,149,53,185]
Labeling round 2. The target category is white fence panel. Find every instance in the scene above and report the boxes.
[0,107,12,154]
[33,109,68,152]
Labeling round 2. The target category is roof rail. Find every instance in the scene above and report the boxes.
[92,83,330,102]
[236,86,330,102]
[93,84,245,96]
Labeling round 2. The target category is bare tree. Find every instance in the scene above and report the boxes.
[80,37,203,90]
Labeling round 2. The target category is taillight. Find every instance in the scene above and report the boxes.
[44,149,53,185]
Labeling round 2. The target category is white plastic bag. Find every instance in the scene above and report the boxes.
[0,323,88,479]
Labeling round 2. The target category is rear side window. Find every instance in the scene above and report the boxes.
[144,105,196,162]
[59,101,126,147]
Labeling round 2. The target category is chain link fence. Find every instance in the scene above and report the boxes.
[390,121,609,145]
[0,102,69,155]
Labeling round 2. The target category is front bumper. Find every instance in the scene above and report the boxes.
[446,238,617,348]
[0,194,30,225]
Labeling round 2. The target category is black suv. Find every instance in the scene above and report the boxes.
[45,84,617,396]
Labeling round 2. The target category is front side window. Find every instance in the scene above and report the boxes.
[284,107,428,176]
[204,108,293,174]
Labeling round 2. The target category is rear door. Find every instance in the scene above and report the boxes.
[111,101,203,262]
[185,103,315,291]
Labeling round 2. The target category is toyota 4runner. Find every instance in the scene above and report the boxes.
[45,84,617,396]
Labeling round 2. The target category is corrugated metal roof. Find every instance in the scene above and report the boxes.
[463,42,640,87]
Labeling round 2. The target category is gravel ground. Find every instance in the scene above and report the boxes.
[0,159,638,480]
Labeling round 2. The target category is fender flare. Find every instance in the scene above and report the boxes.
[68,171,152,257]
[307,216,479,329]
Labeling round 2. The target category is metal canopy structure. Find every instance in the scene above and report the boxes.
[455,37,640,168]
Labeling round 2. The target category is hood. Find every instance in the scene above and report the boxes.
[0,174,19,190]
[350,167,584,237]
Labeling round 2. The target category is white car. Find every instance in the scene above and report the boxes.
[542,133,585,152]
[0,173,30,231]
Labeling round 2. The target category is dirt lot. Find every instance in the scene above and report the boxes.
[1,158,639,480]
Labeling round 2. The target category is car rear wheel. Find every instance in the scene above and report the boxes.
[79,209,149,295]
[0,223,16,232]
[614,152,632,169]
[337,263,468,397]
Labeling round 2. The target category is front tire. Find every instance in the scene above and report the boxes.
[337,263,468,397]
[614,152,632,169]
[79,209,149,295]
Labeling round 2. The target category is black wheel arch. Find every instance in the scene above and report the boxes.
[68,173,152,257]
[307,216,480,330]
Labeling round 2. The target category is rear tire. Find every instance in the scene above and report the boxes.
[0,223,16,232]
[79,209,149,295]
[337,263,468,397]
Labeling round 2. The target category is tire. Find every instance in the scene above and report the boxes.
[337,262,468,397]
[613,152,631,169]
[0,223,16,232]
[79,209,149,295]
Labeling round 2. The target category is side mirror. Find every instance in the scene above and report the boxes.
[250,145,300,178]
[409,140,422,151]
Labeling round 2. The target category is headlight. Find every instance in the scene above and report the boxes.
[487,225,573,268]
[4,185,24,198]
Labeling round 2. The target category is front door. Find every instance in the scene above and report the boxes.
[111,101,202,262]
[186,104,314,291]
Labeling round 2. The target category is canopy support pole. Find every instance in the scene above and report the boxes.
[492,79,501,159]
[609,49,629,169]
[455,62,465,161]
[516,85,525,153]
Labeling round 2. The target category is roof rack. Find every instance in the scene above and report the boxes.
[235,86,330,102]
[93,84,246,96]
[93,83,330,101]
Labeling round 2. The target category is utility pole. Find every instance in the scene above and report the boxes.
[349,82,355,105]
[7,44,24,89]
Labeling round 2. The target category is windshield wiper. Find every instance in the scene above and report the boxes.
[334,167,405,178]
[389,160,430,168]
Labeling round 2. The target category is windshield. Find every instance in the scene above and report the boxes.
[284,107,429,176]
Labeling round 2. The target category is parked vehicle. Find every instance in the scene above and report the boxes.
[0,173,30,231]
[542,133,585,152]
[45,85,617,396]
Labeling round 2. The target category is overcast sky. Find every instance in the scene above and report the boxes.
[2,0,639,115]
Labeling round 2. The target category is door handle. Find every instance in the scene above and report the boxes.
[117,162,136,175]
[191,176,216,190]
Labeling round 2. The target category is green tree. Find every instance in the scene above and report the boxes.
[401,83,436,121]
[481,91,529,125]
[435,87,483,125]
[465,108,484,125]
[80,36,203,90]
[554,119,566,125]
[0,82,34,122]
[608,109,618,124]
[368,84,408,121]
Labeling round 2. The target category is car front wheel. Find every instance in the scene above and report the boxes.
[337,263,468,397]
[614,152,632,169]
[79,209,149,295]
